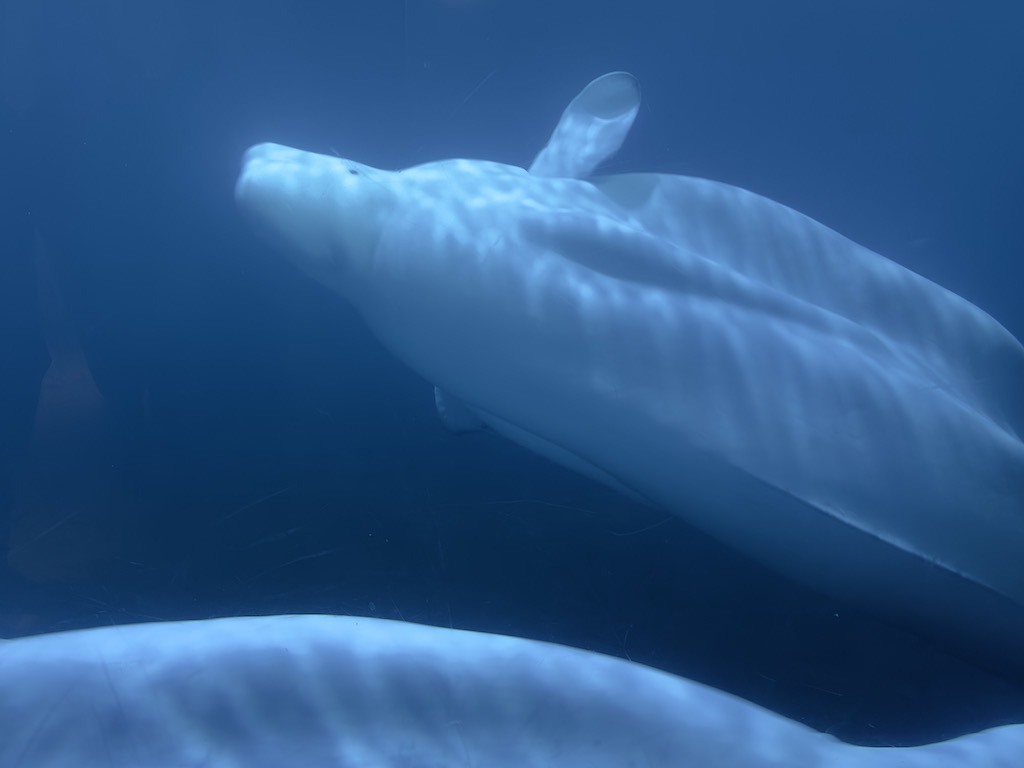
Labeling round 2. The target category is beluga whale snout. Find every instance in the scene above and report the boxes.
[236,73,1024,679]
[235,141,393,294]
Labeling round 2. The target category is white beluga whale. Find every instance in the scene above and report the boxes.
[2,614,1022,767]
[235,73,1024,677]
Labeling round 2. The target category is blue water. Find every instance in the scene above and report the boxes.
[1,0,1022,749]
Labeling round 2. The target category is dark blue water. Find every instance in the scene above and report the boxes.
[2,0,1023,749]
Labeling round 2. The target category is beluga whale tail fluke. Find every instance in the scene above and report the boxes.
[235,73,1024,679]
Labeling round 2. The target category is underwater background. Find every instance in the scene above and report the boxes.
[1,0,1023,749]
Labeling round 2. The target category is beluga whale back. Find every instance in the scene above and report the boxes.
[3,614,1023,767]
[235,72,1024,678]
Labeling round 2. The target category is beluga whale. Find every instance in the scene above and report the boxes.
[3,614,1023,767]
[235,72,1024,678]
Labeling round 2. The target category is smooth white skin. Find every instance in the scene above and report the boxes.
[2,615,1022,767]
[234,74,1024,676]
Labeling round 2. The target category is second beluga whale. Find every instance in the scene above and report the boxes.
[4,614,1023,767]
[235,72,1024,677]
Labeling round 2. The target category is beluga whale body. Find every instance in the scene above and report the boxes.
[3,614,1023,767]
[235,73,1024,677]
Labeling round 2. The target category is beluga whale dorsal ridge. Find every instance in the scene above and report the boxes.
[235,73,1024,679]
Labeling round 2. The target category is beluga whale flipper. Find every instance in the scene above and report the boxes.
[528,70,641,178]
[235,73,1024,678]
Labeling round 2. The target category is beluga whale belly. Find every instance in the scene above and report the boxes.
[235,72,1024,678]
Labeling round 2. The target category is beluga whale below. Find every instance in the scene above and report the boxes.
[2,614,1023,767]
[235,72,1024,677]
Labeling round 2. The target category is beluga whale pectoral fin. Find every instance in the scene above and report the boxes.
[528,71,641,178]
[434,387,487,434]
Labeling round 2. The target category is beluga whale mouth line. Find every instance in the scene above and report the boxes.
[235,71,1024,679]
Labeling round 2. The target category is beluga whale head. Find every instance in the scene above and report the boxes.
[235,142,395,298]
